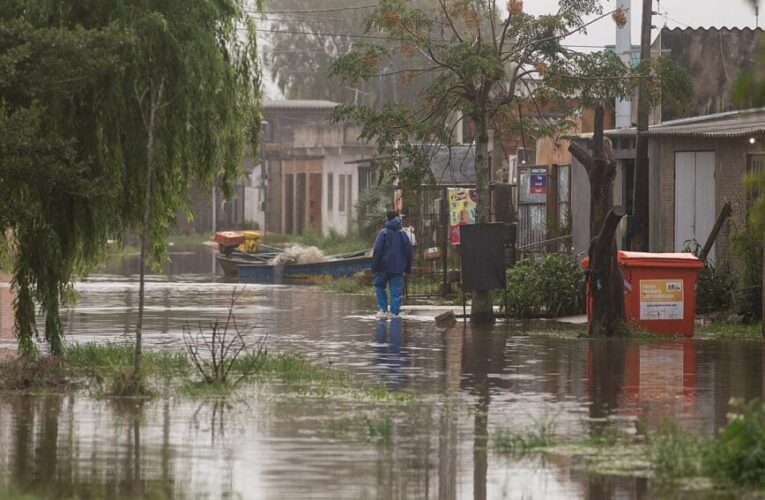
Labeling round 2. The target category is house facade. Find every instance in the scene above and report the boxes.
[260,100,378,236]
[572,108,765,270]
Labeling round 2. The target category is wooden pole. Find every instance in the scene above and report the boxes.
[630,0,654,251]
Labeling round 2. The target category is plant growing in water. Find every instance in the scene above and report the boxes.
[705,398,765,488]
[183,290,266,387]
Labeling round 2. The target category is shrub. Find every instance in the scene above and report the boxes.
[647,422,709,482]
[503,253,585,318]
[695,263,734,314]
[705,398,765,488]
[731,224,763,321]
[681,240,733,314]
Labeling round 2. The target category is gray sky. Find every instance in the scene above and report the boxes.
[525,0,760,48]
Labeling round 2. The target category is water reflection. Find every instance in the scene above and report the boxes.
[2,246,765,498]
[373,318,406,389]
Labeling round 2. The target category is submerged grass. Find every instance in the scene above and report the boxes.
[1,343,411,405]
[695,321,763,340]
[492,418,558,456]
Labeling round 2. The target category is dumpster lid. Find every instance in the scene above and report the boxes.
[617,251,704,268]
[581,251,704,269]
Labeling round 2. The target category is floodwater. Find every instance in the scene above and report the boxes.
[1,246,765,499]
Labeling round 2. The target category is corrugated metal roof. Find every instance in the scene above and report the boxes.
[645,107,765,138]
[263,100,339,110]
[572,107,765,140]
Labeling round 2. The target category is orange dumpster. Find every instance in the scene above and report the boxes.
[582,251,704,336]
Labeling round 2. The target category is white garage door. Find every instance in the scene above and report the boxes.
[674,151,716,261]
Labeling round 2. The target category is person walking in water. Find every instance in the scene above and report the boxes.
[372,211,412,320]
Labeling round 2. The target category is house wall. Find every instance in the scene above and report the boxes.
[322,153,365,236]
[281,158,323,234]
[656,136,764,270]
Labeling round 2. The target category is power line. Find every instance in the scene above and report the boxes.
[251,3,379,15]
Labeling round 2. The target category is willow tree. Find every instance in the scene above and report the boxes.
[0,16,131,356]
[331,0,626,324]
[1,0,262,358]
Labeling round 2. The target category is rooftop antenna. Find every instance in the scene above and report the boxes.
[757,6,760,28]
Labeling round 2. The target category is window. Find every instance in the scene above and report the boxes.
[338,174,346,212]
[346,174,352,216]
[327,173,334,211]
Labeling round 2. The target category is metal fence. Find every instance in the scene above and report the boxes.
[403,186,462,301]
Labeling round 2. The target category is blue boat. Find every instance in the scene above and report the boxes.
[236,254,372,284]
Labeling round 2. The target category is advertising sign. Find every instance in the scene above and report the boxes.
[639,280,684,320]
[448,188,476,244]
[529,167,547,194]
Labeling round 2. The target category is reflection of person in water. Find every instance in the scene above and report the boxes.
[373,319,406,390]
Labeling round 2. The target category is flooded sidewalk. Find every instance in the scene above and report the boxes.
[1,246,765,499]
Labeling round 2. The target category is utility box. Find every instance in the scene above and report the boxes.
[583,251,704,336]
[459,223,506,291]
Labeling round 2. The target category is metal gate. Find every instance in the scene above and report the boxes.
[403,186,462,301]
[517,164,571,258]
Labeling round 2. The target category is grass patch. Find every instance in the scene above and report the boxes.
[2,343,411,405]
[705,398,765,488]
[647,422,710,482]
[326,412,393,445]
[318,275,373,296]
[64,342,189,380]
[252,353,412,403]
[695,321,762,340]
[0,356,71,391]
[492,418,557,456]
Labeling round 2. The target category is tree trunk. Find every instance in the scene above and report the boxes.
[569,103,627,336]
[135,79,164,374]
[588,209,627,335]
[470,112,495,325]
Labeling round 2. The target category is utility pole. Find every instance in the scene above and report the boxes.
[630,0,654,251]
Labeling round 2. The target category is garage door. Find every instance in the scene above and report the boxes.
[674,151,716,261]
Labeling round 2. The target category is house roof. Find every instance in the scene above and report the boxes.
[263,100,339,110]
[574,107,765,140]
[397,144,477,185]
[425,145,477,185]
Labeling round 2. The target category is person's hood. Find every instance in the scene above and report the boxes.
[385,216,402,231]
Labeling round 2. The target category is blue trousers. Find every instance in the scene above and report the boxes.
[374,272,404,315]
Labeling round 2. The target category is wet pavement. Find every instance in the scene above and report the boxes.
[1,246,765,499]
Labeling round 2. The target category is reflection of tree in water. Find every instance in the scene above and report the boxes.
[1,395,191,498]
[460,325,508,500]
[587,339,629,420]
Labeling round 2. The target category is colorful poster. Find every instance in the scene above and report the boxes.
[448,188,476,244]
[639,280,684,320]
[529,167,547,194]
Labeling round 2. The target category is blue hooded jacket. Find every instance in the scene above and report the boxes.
[372,216,412,275]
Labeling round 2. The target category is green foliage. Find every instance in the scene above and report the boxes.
[732,33,765,108]
[492,419,558,456]
[647,422,710,482]
[503,254,585,319]
[731,222,763,321]
[695,265,734,314]
[355,184,395,240]
[705,399,765,488]
[682,240,733,314]
[1,0,262,356]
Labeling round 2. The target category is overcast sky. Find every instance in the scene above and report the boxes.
[525,0,761,48]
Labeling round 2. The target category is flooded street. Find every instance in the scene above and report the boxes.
[2,246,765,499]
